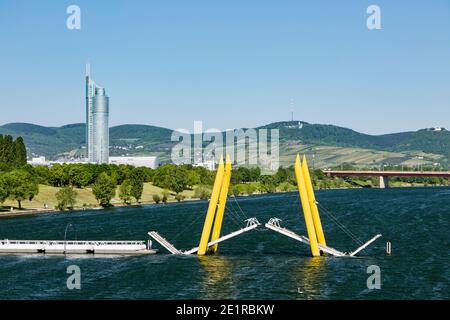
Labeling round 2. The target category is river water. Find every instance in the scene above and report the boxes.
[0,187,448,299]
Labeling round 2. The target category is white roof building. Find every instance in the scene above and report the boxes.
[109,156,159,169]
[28,156,47,166]
[194,160,216,171]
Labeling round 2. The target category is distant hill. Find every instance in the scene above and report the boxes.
[0,123,85,158]
[259,121,450,155]
[0,122,173,159]
[1,121,449,167]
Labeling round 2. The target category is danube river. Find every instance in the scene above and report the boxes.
[0,187,448,299]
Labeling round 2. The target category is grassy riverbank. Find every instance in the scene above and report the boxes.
[0,183,194,213]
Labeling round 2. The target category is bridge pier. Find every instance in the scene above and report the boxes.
[379,176,389,189]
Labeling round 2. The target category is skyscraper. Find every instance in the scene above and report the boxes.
[85,63,109,163]
[85,63,95,161]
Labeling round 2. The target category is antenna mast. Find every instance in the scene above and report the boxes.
[86,60,91,77]
[290,98,294,122]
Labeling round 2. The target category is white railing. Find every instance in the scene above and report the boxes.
[147,232,181,254]
[1,240,145,245]
[183,218,261,255]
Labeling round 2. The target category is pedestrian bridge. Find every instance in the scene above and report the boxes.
[149,155,381,257]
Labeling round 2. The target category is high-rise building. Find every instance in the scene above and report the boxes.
[85,63,109,163]
[85,63,95,161]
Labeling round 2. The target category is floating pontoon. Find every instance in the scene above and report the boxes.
[0,239,156,255]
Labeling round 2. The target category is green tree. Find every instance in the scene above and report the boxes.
[278,182,295,192]
[195,166,213,185]
[12,137,27,167]
[116,165,132,185]
[129,167,145,203]
[0,135,3,164]
[0,175,9,204]
[274,167,289,184]
[152,165,188,193]
[5,169,39,209]
[194,186,211,199]
[0,135,14,166]
[231,185,241,196]
[119,179,133,204]
[68,165,92,188]
[171,167,188,193]
[49,164,69,187]
[259,175,276,193]
[187,170,200,187]
[92,172,116,207]
[162,190,169,203]
[152,194,161,204]
[55,186,77,210]
[245,183,257,195]
[0,135,27,168]
[175,193,185,202]
[32,165,51,185]
[249,167,261,182]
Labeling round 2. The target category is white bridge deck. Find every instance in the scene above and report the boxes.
[149,218,261,255]
[265,218,381,257]
[149,217,380,256]
[184,218,260,255]
[148,232,181,254]
[0,239,156,255]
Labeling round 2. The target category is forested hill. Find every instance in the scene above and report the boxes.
[0,121,449,161]
[259,121,450,156]
[0,123,173,158]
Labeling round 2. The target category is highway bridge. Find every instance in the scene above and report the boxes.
[323,170,450,188]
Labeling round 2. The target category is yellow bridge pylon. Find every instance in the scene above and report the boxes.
[197,155,232,255]
[149,154,260,255]
[209,155,232,253]
[300,155,327,247]
[295,154,328,256]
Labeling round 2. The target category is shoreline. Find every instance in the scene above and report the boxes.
[0,184,448,219]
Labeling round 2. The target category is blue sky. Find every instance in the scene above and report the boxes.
[0,0,449,134]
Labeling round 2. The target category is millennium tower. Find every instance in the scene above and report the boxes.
[85,63,109,163]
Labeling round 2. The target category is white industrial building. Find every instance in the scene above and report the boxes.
[28,157,90,166]
[193,160,216,171]
[109,156,159,169]
[28,156,47,166]
[28,156,159,169]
